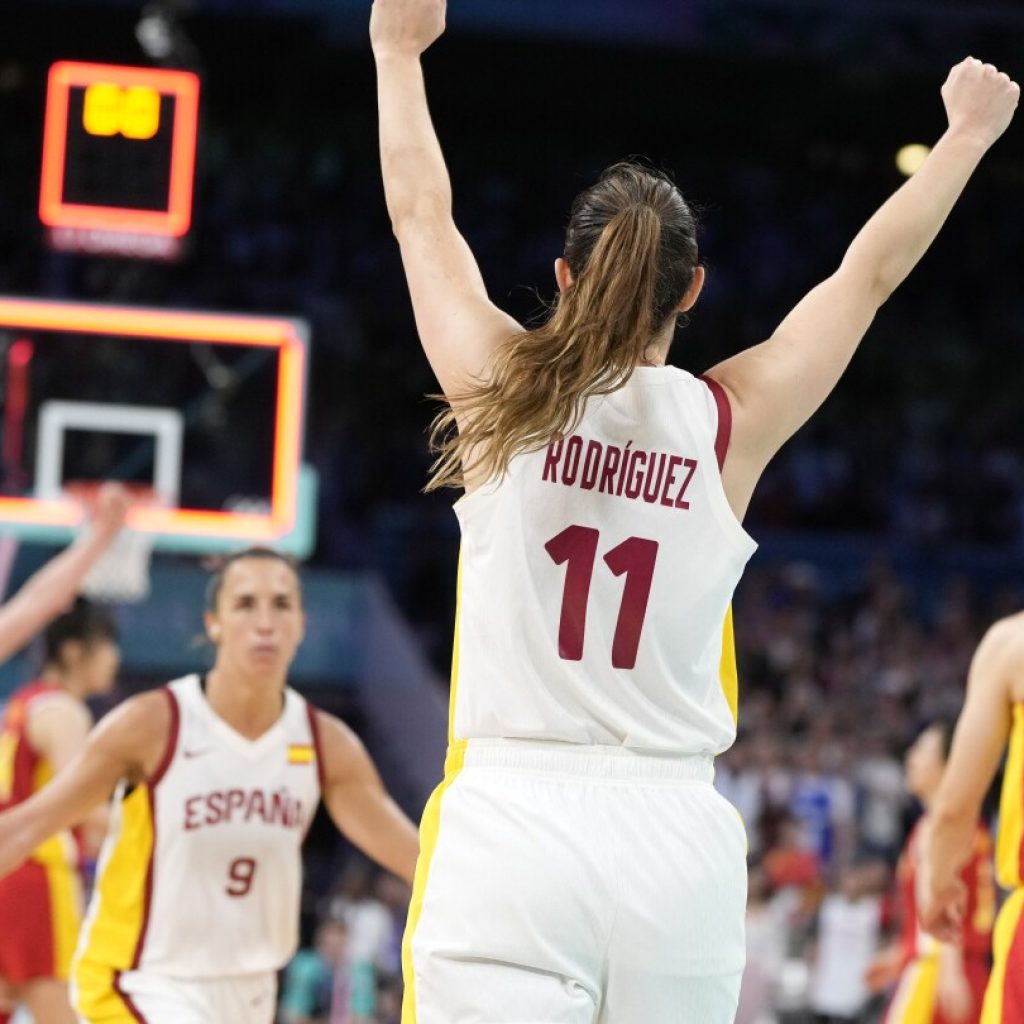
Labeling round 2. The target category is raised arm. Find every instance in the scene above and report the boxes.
[707,59,1019,518]
[371,0,522,398]
[314,709,419,883]
[0,483,128,662]
[0,690,170,878]
[920,618,1019,941]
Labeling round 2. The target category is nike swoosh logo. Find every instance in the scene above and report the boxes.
[182,748,213,759]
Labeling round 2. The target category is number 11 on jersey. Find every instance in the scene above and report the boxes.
[545,525,659,670]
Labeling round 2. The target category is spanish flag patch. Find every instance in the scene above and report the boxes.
[288,744,315,765]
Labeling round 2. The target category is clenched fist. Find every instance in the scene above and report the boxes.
[942,57,1019,150]
[371,0,446,58]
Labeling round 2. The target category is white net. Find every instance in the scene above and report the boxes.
[80,527,155,604]
[65,484,159,605]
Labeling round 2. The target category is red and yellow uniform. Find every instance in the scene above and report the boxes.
[982,702,1024,1023]
[884,819,994,1024]
[0,681,84,984]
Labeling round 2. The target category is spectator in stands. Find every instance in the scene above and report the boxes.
[806,864,884,1023]
[279,918,349,1024]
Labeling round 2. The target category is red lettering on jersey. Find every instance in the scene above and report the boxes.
[674,458,698,509]
[580,440,602,490]
[616,443,632,495]
[642,453,667,504]
[206,790,226,825]
[246,789,267,823]
[270,790,289,825]
[598,445,621,493]
[184,796,202,830]
[225,788,245,822]
[540,433,698,512]
[542,441,563,482]
[661,456,683,506]
[182,787,306,831]
[561,435,583,485]
[624,450,647,499]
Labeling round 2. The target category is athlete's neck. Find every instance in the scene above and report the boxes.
[204,665,286,740]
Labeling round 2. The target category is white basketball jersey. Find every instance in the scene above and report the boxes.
[74,675,322,987]
[451,366,757,755]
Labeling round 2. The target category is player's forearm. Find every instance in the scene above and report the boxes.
[0,805,51,878]
[928,803,978,896]
[375,53,453,228]
[334,785,419,883]
[19,523,116,611]
[361,801,419,883]
[842,128,988,303]
[0,526,114,660]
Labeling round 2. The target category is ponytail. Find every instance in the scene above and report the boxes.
[426,162,698,492]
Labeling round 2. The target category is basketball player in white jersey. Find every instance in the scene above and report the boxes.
[372,2,1018,1019]
[0,483,128,664]
[0,547,419,1023]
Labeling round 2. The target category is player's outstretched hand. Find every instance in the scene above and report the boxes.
[370,0,446,58]
[88,482,131,539]
[942,57,1019,150]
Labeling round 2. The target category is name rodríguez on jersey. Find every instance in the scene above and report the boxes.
[542,433,699,509]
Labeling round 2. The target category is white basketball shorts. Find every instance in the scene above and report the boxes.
[75,969,277,1024]
[402,739,748,1024]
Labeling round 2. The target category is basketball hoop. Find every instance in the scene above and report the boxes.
[64,482,159,604]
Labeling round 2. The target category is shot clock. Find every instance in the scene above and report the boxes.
[39,62,200,260]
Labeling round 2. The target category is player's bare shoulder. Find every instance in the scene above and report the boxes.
[310,708,371,783]
[976,611,1024,702]
[90,687,176,785]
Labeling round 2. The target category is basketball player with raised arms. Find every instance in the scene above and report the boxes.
[923,616,1024,1023]
[372,1,1018,1018]
[0,547,419,1024]
[0,599,121,1024]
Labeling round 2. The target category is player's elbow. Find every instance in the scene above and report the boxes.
[387,189,452,238]
[837,251,895,309]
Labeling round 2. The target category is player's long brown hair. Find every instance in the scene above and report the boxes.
[426,161,700,492]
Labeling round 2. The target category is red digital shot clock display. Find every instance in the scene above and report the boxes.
[39,61,200,260]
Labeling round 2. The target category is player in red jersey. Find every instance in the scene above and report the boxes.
[0,484,127,1024]
[867,720,994,1024]
[0,598,121,1024]
[923,616,1024,1023]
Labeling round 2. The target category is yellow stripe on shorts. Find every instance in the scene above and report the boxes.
[402,550,468,1024]
[885,957,938,1024]
[981,887,1024,1024]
